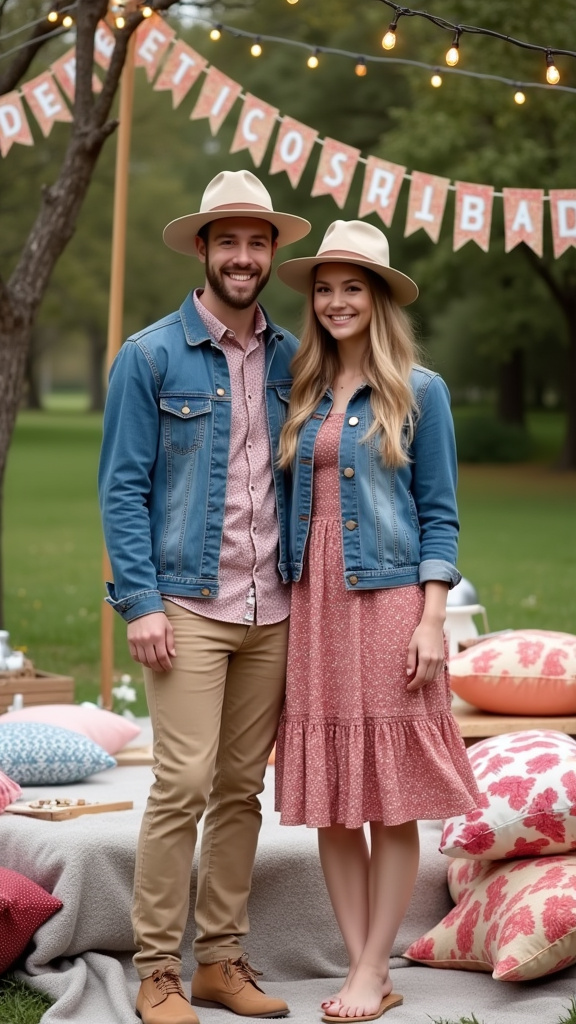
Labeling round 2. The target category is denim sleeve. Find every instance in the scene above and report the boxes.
[411,375,461,589]
[98,341,166,622]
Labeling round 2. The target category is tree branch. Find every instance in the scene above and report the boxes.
[521,246,568,311]
[0,0,72,96]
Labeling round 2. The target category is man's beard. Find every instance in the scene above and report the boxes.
[205,258,271,310]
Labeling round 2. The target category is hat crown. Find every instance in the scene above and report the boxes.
[318,219,391,268]
[199,169,274,215]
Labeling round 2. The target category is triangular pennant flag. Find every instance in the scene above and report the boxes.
[269,116,318,188]
[21,72,72,138]
[0,92,34,157]
[229,93,279,167]
[311,138,360,209]
[190,66,242,135]
[405,171,450,242]
[153,40,207,109]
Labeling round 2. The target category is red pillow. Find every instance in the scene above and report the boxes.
[0,769,21,811]
[0,867,62,972]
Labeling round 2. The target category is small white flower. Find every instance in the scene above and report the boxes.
[112,684,137,703]
[120,673,132,684]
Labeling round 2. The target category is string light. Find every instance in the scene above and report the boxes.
[546,52,560,84]
[250,38,262,57]
[209,26,221,41]
[115,15,126,28]
[514,89,526,104]
[307,50,319,69]
[62,14,74,28]
[142,5,153,16]
[355,57,367,77]
[47,11,59,23]
[445,31,460,67]
[382,15,399,51]
[431,72,442,87]
[286,0,299,4]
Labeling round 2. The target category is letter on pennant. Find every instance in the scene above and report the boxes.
[269,116,318,187]
[229,93,279,167]
[134,13,176,83]
[503,188,544,257]
[190,67,242,136]
[21,72,72,138]
[153,40,207,108]
[0,92,34,157]
[405,171,450,242]
[94,21,115,70]
[549,189,576,259]
[358,156,406,227]
[51,49,102,103]
[453,181,494,252]
[311,138,361,209]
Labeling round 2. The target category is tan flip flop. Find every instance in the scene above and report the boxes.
[321,991,403,1023]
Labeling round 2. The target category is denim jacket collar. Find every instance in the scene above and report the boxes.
[179,291,284,349]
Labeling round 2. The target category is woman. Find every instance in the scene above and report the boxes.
[274,221,479,1023]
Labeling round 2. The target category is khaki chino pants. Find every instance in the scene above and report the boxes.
[132,601,289,978]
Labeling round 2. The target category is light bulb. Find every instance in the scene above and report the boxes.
[355,59,367,77]
[47,10,58,22]
[250,41,262,57]
[431,73,442,88]
[514,90,526,104]
[382,30,396,51]
[286,0,299,4]
[307,53,319,69]
[62,14,73,27]
[115,14,126,28]
[142,5,153,16]
[209,27,221,41]
[446,45,459,66]
[546,63,560,85]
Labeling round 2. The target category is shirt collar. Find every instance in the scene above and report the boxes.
[193,288,266,345]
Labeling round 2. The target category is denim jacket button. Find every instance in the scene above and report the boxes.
[345,520,358,531]
[181,405,190,414]
[216,388,226,396]
[201,588,211,596]
[348,416,359,426]
[348,575,359,585]
[343,467,355,478]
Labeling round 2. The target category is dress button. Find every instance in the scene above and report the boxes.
[200,588,211,596]
[181,405,190,414]
[345,520,358,531]
[348,575,358,585]
[216,388,225,396]
[348,416,359,426]
[343,467,355,478]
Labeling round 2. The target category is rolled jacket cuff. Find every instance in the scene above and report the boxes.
[419,559,461,590]
[105,582,166,622]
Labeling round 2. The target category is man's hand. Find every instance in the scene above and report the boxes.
[127,612,176,672]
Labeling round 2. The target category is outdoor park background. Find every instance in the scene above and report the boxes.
[1,0,575,718]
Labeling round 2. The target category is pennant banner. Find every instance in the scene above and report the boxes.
[153,40,207,109]
[190,66,242,136]
[503,188,544,257]
[93,21,115,71]
[229,93,279,167]
[311,137,361,209]
[453,181,494,252]
[134,13,176,83]
[549,190,576,259]
[359,156,406,227]
[51,49,102,103]
[269,116,318,188]
[21,72,72,138]
[405,171,450,242]
[0,92,34,157]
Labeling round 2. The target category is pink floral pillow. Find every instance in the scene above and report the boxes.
[449,629,576,714]
[0,704,140,755]
[0,769,21,812]
[404,854,576,981]
[440,730,576,860]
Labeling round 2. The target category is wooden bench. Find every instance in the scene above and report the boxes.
[451,695,576,746]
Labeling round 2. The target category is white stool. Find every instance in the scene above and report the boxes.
[445,604,489,658]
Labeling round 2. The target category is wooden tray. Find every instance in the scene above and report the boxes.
[5,799,133,820]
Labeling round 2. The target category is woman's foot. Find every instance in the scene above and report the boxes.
[320,968,356,1012]
[324,965,392,1019]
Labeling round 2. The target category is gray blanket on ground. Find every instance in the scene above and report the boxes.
[1,727,575,1024]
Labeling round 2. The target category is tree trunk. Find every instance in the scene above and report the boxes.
[87,326,107,412]
[23,332,44,410]
[497,347,525,427]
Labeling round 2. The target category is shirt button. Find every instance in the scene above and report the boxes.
[343,467,355,478]
[348,416,359,426]
[216,388,225,396]
[181,405,190,414]
[201,588,211,596]
[345,520,358,531]
[348,575,358,585]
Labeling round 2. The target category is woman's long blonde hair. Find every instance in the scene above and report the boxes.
[277,267,420,469]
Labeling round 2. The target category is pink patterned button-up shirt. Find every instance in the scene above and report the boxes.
[166,290,290,625]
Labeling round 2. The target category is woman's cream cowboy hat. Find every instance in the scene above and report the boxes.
[276,219,419,305]
[163,169,311,255]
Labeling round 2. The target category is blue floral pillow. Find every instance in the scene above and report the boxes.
[0,722,116,784]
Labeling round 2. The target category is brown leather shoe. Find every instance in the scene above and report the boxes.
[136,968,200,1024]
[191,954,289,1018]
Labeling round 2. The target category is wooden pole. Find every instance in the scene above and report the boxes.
[100,34,136,710]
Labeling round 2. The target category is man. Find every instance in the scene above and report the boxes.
[99,170,310,1024]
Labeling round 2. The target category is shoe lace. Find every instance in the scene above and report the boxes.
[152,968,184,997]
[228,953,263,986]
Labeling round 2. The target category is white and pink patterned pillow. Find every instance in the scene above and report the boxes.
[449,629,576,715]
[0,769,21,812]
[440,730,576,860]
[404,854,576,981]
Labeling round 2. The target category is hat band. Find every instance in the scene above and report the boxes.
[316,247,388,265]
[201,201,274,214]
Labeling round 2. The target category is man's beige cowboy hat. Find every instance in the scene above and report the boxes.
[163,170,311,256]
[276,219,419,306]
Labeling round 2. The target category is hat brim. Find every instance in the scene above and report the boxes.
[163,209,311,256]
[276,255,419,306]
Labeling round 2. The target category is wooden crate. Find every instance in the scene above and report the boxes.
[0,671,74,713]
[452,695,576,747]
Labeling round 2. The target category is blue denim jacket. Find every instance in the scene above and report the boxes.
[288,366,461,591]
[98,292,296,622]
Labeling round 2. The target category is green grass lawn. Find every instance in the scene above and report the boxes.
[2,408,575,717]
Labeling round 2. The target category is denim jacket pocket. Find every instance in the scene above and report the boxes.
[160,395,212,455]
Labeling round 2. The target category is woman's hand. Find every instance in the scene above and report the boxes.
[406,619,446,690]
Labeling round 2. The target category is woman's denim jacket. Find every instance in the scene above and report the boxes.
[288,366,461,592]
[98,292,296,622]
